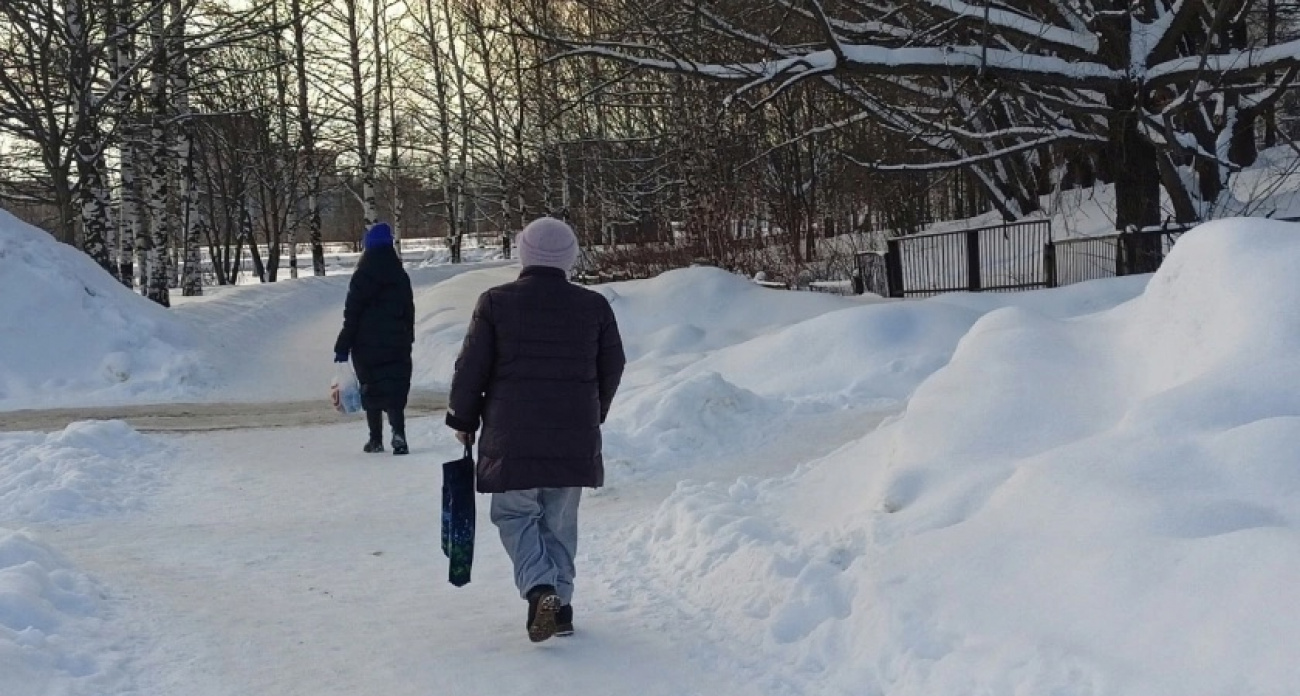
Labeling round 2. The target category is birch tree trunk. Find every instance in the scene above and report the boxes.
[442,0,470,261]
[241,167,266,283]
[343,0,378,228]
[66,0,115,275]
[272,0,298,280]
[365,0,383,226]
[291,0,325,276]
[385,30,403,252]
[131,126,149,293]
[144,5,172,306]
[113,0,140,288]
[416,0,458,248]
[171,0,203,296]
[509,32,528,234]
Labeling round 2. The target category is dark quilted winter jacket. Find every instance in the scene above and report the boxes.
[334,245,415,411]
[446,266,625,493]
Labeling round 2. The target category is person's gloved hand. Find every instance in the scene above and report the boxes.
[334,351,349,363]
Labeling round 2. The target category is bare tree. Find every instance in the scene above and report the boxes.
[0,0,165,273]
[290,0,327,275]
[318,0,392,232]
[404,0,472,259]
[544,0,1300,230]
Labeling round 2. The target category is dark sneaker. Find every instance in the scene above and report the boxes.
[363,439,384,453]
[525,585,561,643]
[556,604,574,637]
[392,434,408,456]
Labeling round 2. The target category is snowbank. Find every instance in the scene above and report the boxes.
[602,268,1147,478]
[408,265,889,478]
[411,264,863,388]
[0,529,126,696]
[413,246,505,268]
[0,210,208,409]
[0,421,165,523]
[411,265,521,391]
[597,268,871,473]
[167,260,512,403]
[617,219,1300,695]
[0,421,159,696]
[407,263,1149,482]
[596,267,862,363]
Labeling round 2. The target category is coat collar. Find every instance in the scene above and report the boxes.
[519,266,569,281]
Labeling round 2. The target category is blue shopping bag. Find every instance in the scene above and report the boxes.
[441,444,476,587]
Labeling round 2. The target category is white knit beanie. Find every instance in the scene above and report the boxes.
[517,217,579,272]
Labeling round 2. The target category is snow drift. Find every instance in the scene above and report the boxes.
[0,210,207,409]
[0,421,166,523]
[0,420,159,696]
[617,219,1300,696]
[0,528,125,696]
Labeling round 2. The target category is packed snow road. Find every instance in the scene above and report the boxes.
[32,418,743,696]
[0,391,447,433]
[26,404,894,696]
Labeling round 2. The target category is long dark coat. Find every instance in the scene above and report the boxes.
[334,245,415,411]
[446,266,625,493]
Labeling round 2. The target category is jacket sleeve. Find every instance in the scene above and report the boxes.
[334,268,379,355]
[596,297,625,424]
[446,291,496,432]
[405,278,416,347]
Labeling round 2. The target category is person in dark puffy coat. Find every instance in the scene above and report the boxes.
[447,216,625,643]
[334,221,415,455]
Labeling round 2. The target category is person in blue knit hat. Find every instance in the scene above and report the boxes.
[334,221,415,454]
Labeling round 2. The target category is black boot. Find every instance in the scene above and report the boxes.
[391,433,408,456]
[364,411,385,453]
[556,604,574,637]
[525,585,561,643]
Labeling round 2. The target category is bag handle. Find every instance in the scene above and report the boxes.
[463,443,473,459]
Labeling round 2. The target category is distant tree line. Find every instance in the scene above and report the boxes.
[2,0,1298,303]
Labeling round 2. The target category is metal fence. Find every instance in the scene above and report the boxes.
[1046,236,1122,286]
[1046,224,1201,288]
[874,220,1053,297]
[853,252,890,297]
[581,216,1297,297]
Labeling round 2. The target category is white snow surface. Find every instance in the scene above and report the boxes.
[625,219,1300,695]
[0,205,515,407]
[170,262,512,403]
[2,212,1299,696]
[0,209,208,409]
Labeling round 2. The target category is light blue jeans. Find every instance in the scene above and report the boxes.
[490,488,582,604]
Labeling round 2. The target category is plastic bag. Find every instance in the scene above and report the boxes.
[330,363,363,415]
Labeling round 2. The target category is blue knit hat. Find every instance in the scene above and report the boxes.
[364,222,394,249]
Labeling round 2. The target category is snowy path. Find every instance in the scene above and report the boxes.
[5,259,908,694]
[30,403,893,696]
[0,390,447,433]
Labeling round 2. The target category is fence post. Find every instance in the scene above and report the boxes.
[1117,231,1162,276]
[966,229,982,292]
[1115,233,1128,276]
[1043,241,1058,288]
[885,239,904,298]
[1132,233,1162,273]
